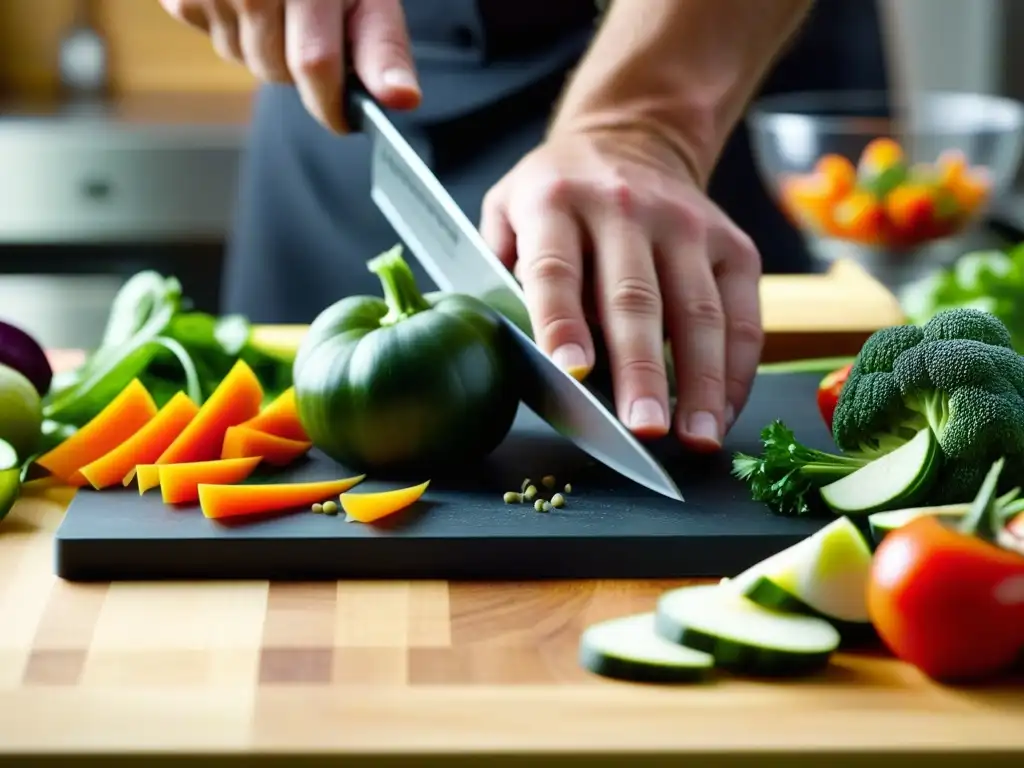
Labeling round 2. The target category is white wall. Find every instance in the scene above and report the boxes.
[884,0,1002,93]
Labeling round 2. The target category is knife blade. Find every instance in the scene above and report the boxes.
[343,80,683,502]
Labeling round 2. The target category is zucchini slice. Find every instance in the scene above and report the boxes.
[867,504,969,544]
[655,584,840,677]
[578,612,715,684]
[820,427,938,515]
[731,516,873,625]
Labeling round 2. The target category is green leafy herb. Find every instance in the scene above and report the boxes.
[732,420,869,516]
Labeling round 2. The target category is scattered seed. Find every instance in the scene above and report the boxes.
[563,483,572,494]
[520,478,532,493]
[543,501,553,512]
[550,493,565,508]
[322,500,338,516]
[523,484,538,501]
[503,491,523,504]
[534,498,548,512]
[542,475,556,489]
[311,503,324,514]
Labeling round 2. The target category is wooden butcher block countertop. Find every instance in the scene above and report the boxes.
[1,261,1021,766]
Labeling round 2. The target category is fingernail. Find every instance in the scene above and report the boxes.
[629,397,667,431]
[686,411,720,444]
[725,404,736,429]
[382,68,419,92]
[552,343,588,373]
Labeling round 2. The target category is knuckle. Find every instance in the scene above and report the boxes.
[617,356,666,381]
[725,230,762,276]
[481,186,503,215]
[537,315,585,342]
[608,277,662,317]
[684,297,725,329]
[535,177,573,208]
[666,198,706,237]
[524,253,581,285]
[728,315,765,347]
[598,175,636,216]
[293,50,340,76]
[688,369,727,396]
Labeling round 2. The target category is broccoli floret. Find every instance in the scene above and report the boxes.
[832,308,1024,500]
[734,308,1024,517]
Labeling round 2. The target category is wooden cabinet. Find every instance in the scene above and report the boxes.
[0,0,255,97]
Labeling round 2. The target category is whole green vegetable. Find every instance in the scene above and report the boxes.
[292,244,521,472]
[733,307,1024,515]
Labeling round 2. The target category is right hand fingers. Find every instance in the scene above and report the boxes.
[590,209,670,438]
[657,220,727,451]
[490,184,595,382]
[284,0,345,132]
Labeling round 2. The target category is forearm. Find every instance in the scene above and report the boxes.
[553,0,815,185]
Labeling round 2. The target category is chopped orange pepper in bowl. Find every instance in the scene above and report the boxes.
[773,137,992,251]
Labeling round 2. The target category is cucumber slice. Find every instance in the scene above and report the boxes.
[731,516,873,624]
[867,504,969,544]
[820,428,938,514]
[655,584,840,677]
[578,612,715,684]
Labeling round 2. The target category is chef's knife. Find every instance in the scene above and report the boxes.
[343,79,683,502]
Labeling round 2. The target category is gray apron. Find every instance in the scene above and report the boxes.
[223,0,889,323]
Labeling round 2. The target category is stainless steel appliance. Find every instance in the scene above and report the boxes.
[0,93,250,350]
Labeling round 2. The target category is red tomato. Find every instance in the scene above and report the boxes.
[867,516,1024,682]
[816,363,852,433]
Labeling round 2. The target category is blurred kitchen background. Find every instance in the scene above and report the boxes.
[1,0,1023,350]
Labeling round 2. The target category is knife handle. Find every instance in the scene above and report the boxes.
[341,72,372,134]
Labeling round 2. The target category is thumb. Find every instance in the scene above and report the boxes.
[348,0,420,110]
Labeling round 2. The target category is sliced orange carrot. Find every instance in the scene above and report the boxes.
[155,360,264,466]
[36,380,158,487]
[220,425,312,467]
[134,464,163,494]
[159,457,262,505]
[199,475,365,520]
[238,387,308,442]
[340,480,430,524]
[79,392,199,490]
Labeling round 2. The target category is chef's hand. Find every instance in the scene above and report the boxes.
[481,128,764,452]
[159,0,421,131]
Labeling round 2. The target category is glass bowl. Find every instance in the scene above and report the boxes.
[748,91,1024,289]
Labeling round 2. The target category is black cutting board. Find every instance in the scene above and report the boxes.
[55,372,835,581]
